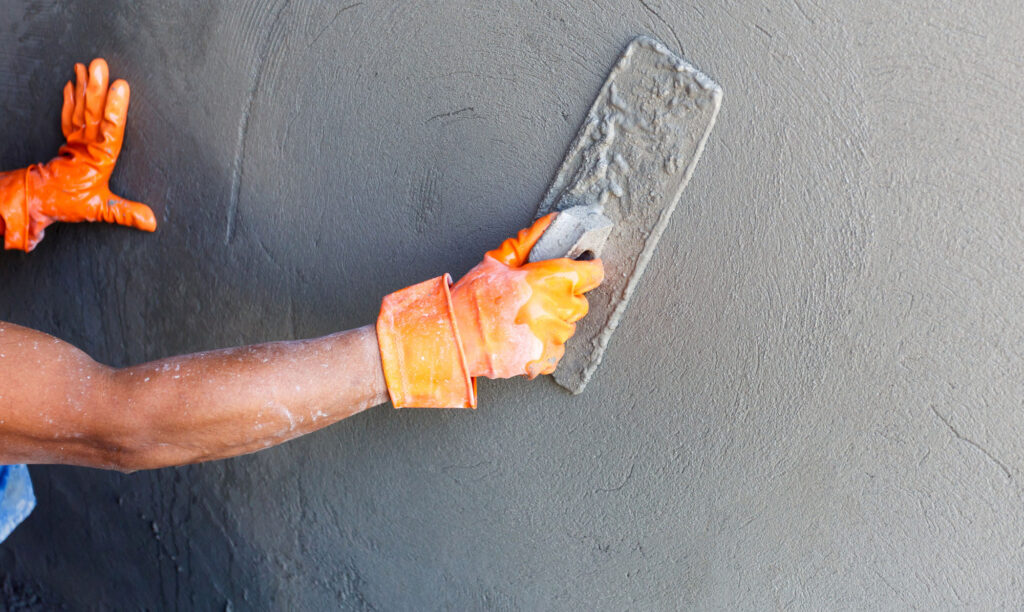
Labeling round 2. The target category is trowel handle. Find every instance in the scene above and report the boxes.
[527,205,614,263]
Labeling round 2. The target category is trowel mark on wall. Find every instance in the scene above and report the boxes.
[425,106,474,124]
[413,166,443,234]
[636,0,684,55]
[930,405,1013,481]
[308,2,363,48]
[225,0,294,245]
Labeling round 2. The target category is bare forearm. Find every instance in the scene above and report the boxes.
[0,323,388,471]
[107,325,388,468]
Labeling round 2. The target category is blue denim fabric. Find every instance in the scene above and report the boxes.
[0,464,35,543]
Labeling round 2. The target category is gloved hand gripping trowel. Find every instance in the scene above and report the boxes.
[527,36,722,393]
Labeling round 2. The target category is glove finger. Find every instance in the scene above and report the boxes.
[486,212,557,267]
[526,342,564,378]
[96,194,157,232]
[84,58,110,142]
[71,62,87,132]
[525,316,575,378]
[99,79,130,158]
[560,293,590,323]
[61,81,75,139]
[538,311,576,346]
[564,257,604,295]
[529,274,591,322]
[23,218,55,253]
[524,257,605,295]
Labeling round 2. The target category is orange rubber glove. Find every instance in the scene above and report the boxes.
[0,58,155,252]
[376,213,604,408]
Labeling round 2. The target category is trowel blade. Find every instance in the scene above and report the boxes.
[535,35,722,394]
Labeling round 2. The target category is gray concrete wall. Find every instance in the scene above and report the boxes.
[1,0,1023,608]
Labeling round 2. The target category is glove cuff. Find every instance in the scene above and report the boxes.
[0,168,30,251]
[376,274,477,409]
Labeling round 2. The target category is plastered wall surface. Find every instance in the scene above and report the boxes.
[1,1,1023,609]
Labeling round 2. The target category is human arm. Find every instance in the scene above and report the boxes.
[0,214,602,471]
[1,57,604,467]
[0,322,387,471]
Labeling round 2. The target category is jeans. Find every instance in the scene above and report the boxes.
[0,465,35,543]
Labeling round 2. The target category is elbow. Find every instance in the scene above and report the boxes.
[87,412,199,471]
[82,440,166,473]
[90,441,189,473]
[107,458,144,475]
[82,370,187,472]
[109,455,164,474]
[102,446,153,473]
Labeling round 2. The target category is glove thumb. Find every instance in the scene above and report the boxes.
[95,192,157,231]
[486,212,556,267]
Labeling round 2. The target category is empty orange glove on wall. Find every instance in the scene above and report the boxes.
[376,213,604,408]
[0,58,155,252]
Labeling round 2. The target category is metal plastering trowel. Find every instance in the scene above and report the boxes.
[527,36,722,394]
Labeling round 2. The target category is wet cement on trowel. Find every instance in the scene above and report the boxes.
[535,36,721,393]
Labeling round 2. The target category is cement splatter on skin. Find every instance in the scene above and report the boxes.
[535,36,722,393]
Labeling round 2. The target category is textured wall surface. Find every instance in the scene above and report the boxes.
[2,0,1023,609]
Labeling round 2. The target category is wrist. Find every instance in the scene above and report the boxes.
[375,275,476,409]
[449,286,490,378]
